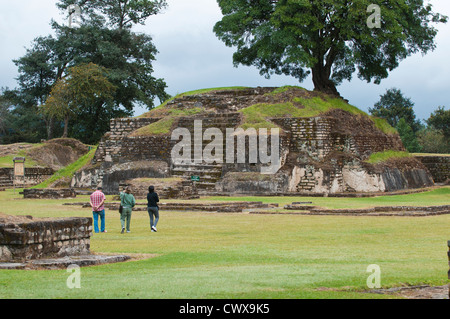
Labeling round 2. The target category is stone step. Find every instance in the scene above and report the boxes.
[0,180,13,186]
[172,167,220,174]
[172,171,222,179]
[172,172,221,183]
[0,182,13,186]
[192,181,217,189]
[172,163,223,170]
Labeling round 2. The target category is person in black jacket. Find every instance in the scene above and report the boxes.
[147,185,160,232]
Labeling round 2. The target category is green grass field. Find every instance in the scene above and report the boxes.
[0,187,449,299]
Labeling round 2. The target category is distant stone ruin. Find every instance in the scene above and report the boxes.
[72,87,434,196]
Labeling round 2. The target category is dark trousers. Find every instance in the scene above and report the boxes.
[147,207,159,228]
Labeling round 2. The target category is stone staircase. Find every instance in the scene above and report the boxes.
[170,112,242,192]
[171,162,223,192]
[0,176,13,188]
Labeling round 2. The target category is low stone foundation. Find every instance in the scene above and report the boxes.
[254,204,450,217]
[66,201,279,213]
[23,188,77,199]
[0,167,55,188]
[415,155,450,183]
[0,216,92,262]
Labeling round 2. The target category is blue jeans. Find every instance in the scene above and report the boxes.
[92,210,105,233]
[147,207,159,228]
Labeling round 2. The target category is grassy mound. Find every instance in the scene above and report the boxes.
[0,138,92,170]
[31,145,97,189]
[133,86,396,136]
[0,143,43,168]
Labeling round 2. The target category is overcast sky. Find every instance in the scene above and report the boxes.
[0,0,449,121]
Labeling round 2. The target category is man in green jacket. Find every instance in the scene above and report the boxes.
[120,186,136,233]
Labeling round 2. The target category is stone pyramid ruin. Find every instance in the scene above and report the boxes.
[72,86,434,196]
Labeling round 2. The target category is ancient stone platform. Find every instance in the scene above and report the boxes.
[22,188,77,199]
[65,201,279,213]
[0,254,131,270]
[251,204,450,217]
[73,87,435,196]
[0,216,91,261]
[0,214,130,269]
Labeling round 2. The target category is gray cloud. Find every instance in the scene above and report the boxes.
[1,0,448,120]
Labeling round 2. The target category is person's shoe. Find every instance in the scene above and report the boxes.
[151,226,157,232]
[121,227,125,234]
[101,230,107,233]
[126,230,131,233]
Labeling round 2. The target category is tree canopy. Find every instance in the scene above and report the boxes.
[427,106,450,138]
[4,0,169,144]
[56,0,167,29]
[41,63,116,138]
[214,0,447,96]
[369,88,422,133]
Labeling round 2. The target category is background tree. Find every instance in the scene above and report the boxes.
[12,35,69,139]
[0,88,48,144]
[213,0,447,96]
[0,93,11,137]
[369,88,422,132]
[417,128,449,154]
[396,118,421,153]
[41,63,116,139]
[426,106,450,139]
[417,106,450,154]
[56,0,168,29]
[8,0,169,144]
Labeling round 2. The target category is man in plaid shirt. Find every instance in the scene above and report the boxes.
[90,187,107,233]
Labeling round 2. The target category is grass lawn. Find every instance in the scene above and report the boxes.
[0,187,449,299]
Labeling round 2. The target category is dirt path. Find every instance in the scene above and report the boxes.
[367,285,449,299]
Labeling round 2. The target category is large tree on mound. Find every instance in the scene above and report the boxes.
[213,0,447,96]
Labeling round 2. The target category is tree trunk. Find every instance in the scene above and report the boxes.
[47,117,54,140]
[62,115,69,138]
[312,66,340,97]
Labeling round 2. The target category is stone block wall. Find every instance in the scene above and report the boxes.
[272,115,404,160]
[0,167,54,187]
[414,155,450,183]
[351,135,404,159]
[101,160,170,194]
[273,117,335,160]
[21,167,55,185]
[0,217,92,262]
[23,188,77,199]
[93,113,246,166]
[93,117,161,164]
[120,135,174,164]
